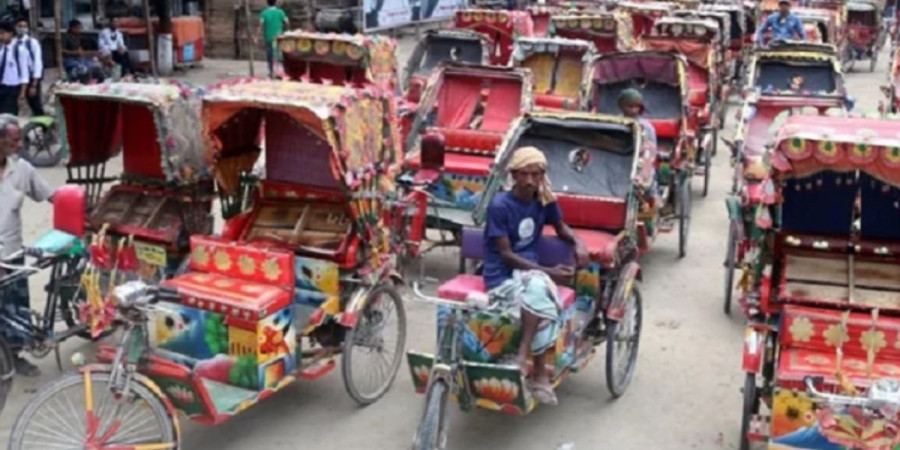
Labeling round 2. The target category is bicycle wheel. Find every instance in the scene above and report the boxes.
[724,221,739,316]
[342,283,407,405]
[19,121,61,168]
[411,379,449,450]
[678,176,692,259]
[0,337,13,415]
[739,373,759,450]
[605,283,643,398]
[9,370,178,450]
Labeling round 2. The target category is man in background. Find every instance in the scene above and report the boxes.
[14,19,42,116]
[0,22,27,116]
[256,0,289,78]
[0,113,55,376]
[98,18,133,78]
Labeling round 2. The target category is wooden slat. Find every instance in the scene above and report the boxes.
[855,261,900,291]
[856,288,900,308]
[784,254,848,285]
[784,282,849,303]
[784,281,900,309]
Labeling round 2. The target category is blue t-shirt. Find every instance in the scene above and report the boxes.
[482,191,562,290]
[756,13,807,42]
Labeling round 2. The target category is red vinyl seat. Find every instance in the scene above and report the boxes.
[544,226,622,266]
[406,152,494,176]
[427,127,503,153]
[647,119,681,139]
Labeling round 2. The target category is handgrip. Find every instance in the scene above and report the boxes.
[155,285,180,303]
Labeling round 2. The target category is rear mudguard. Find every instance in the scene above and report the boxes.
[742,325,767,374]
[606,261,642,321]
[339,282,400,328]
[338,287,370,328]
[77,363,182,446]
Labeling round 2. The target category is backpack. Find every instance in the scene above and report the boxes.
[16,39,37,78]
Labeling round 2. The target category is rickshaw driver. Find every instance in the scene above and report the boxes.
[0,114,55,377]
[483,146,589,406]
[756,0,807,44]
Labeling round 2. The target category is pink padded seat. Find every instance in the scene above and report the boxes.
[437,273,577,309]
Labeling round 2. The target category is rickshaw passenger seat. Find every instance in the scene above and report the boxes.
[781,171,858,237]
[480,79,523,132]
[556,194,627,233]
[439,227,576,308]
[859,173,900,241]
[648,119,681,139]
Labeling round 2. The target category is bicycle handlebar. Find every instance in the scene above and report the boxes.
[112,281,180,311]
[805,376,900,412]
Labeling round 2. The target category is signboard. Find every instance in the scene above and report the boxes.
[363,0,468,30]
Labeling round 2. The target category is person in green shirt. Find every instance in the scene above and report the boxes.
[256,0,289,78]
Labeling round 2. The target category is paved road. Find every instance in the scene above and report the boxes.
[0,38,891,449]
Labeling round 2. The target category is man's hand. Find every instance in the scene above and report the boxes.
[27,85,35,96]
[545,264,575,285]
[574,243,590,268]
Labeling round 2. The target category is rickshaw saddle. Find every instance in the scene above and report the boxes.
[437,274,576,310]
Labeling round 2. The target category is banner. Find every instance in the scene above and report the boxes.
[363,0,468,30]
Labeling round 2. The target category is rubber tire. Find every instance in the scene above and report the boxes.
[724,221,739,315]
[411,379,449,450]
[702,129,715,198]
[605,284,643,398]
[678,176,691,259]
[9,371,178,450]
[0,337,13,416]
[717,99,727,132]
[342,284,407,406]
[739,373,759,450]
[844,47,855,72]
[19,121,61,168]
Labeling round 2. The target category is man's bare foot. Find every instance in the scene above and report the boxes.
[515,352,528,373]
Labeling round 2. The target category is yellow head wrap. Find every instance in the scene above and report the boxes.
[507,146,555,206]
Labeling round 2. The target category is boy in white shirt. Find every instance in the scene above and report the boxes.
[14,19,42,116]
[0,22,28,116]
[98,18,132,77]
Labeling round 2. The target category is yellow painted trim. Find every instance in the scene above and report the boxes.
[84,370,93,413]
[132,443,177,450]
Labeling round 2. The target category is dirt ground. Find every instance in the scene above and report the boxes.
[0,35,891,449]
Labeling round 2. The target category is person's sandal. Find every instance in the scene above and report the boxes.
[531,383,558,406]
